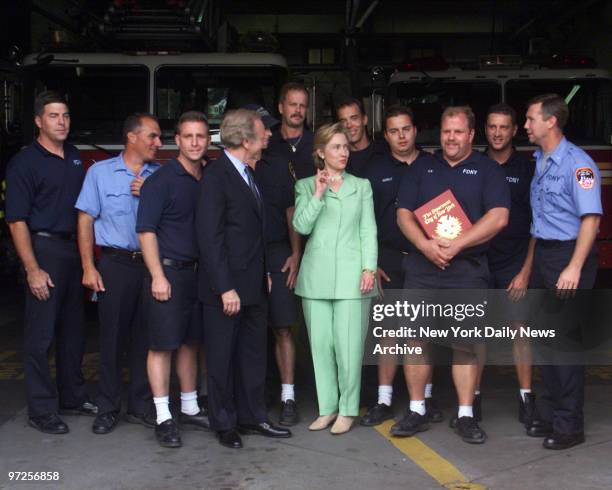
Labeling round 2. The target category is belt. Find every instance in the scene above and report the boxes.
[101,246,143,262]
[538,239,576,248]
[162,257,198,271]
[35,231,75,241]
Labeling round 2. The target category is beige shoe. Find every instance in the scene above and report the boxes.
[308,414,338,431]
[330,415,355,435]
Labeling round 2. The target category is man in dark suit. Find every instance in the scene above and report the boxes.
[196,109,292,449]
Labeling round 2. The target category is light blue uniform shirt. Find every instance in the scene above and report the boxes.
[75,153,160,250]
[530,137,602,240]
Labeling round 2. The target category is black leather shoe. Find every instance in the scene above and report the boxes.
[526,421,553,438]
[455,416,486,444]
[124,410,156,428]
[28,414,69,434]
[238,422,292,438]
[92,411,120,434]
[425,398,443,423]
[543,432,585,450]
[59,400,98,417]
[155,419,182,448]
[360,403,394,427]
[390,410,429,437]
[218,429,243,449]
[450,396,482,429]
[279,400,299,426]
[179,410,210,430]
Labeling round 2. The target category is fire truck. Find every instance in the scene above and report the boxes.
[20,51,289,163]
[372,57,612,268]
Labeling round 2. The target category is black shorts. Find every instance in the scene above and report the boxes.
[267,242,298,329]
[489,259,529,322]
[144,264,202,351]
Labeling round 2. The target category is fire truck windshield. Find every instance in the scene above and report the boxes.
[391,76,612,147]
[155,65,285,139]
[33,65,149,144]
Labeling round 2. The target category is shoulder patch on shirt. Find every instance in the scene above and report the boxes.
[575,167,595,190]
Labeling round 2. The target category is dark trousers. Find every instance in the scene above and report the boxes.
[24,235,87,417]
[203,301,268,431]
[530,240,597,435]
[95,252,151,415]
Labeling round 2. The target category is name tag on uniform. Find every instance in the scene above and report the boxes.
[382,177,393,183]
[73,159,82,166]
[506,176,519,184]
[463,169,478,175]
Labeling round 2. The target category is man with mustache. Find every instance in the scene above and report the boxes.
[396,106,510,444]
[76,113,161,435]
[262,82,314,423]
[6,91,96,434]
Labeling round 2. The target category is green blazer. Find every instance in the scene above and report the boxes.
[293,173,378,299]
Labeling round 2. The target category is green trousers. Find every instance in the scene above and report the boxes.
[302,298,371,416]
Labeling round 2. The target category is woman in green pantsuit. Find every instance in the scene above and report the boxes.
[293,122,378,435]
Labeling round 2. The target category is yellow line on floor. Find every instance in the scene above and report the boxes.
[373,419,486,489]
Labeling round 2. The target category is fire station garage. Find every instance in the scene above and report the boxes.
[1,1,612,489]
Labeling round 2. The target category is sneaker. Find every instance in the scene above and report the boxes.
[390,410,429,437]
[279,400,299,426]
[360,403,394,427]
[425,398,443,423]
[455,416,486,444]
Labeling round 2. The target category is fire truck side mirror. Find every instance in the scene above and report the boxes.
[369,91,384,138]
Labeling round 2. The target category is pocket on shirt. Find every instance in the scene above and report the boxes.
[542,183,564,213]
[105,192,132,216]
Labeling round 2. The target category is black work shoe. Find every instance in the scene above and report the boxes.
[425,398,443,423]
[518,392,544,428]
[59,400,98,417]
[390,410,429,437]
[179,410,210,430]
[28,414,69,434]
[450,396,482,428]
[125,410,156,428]
[217,429,243,449]
[543,432,585,450]
[92,411,120,434]
[526,421,553,438]
[238,422,292,438]
[279,400,299,426]
[455,416,486,444]
[155,419,182,448]
[360,403,394,427]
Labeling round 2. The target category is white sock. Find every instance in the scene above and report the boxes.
[424,383,433,399]
[377,385,393,406]
[520,388,531,402]
[180,391,200,416]
[154,396,172,424]
[281,384,295,403]
[458,405,473,418]
[410,400,426,416]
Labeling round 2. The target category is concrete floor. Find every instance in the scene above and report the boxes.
[1,289,611,490]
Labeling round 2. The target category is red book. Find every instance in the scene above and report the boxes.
[413,189,472,240]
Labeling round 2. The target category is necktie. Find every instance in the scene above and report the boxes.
[244,166,262,208]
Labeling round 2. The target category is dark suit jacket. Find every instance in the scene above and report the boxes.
[196,152,266,306]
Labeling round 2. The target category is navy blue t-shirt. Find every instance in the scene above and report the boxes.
[346,140,389,178]
[486,150,534,270]
[136,158,201,262]
[363,151,430,252]
[5,140,85,233]
[265,128,315,181]
[397,150,511,257]
[254,156,295,245]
